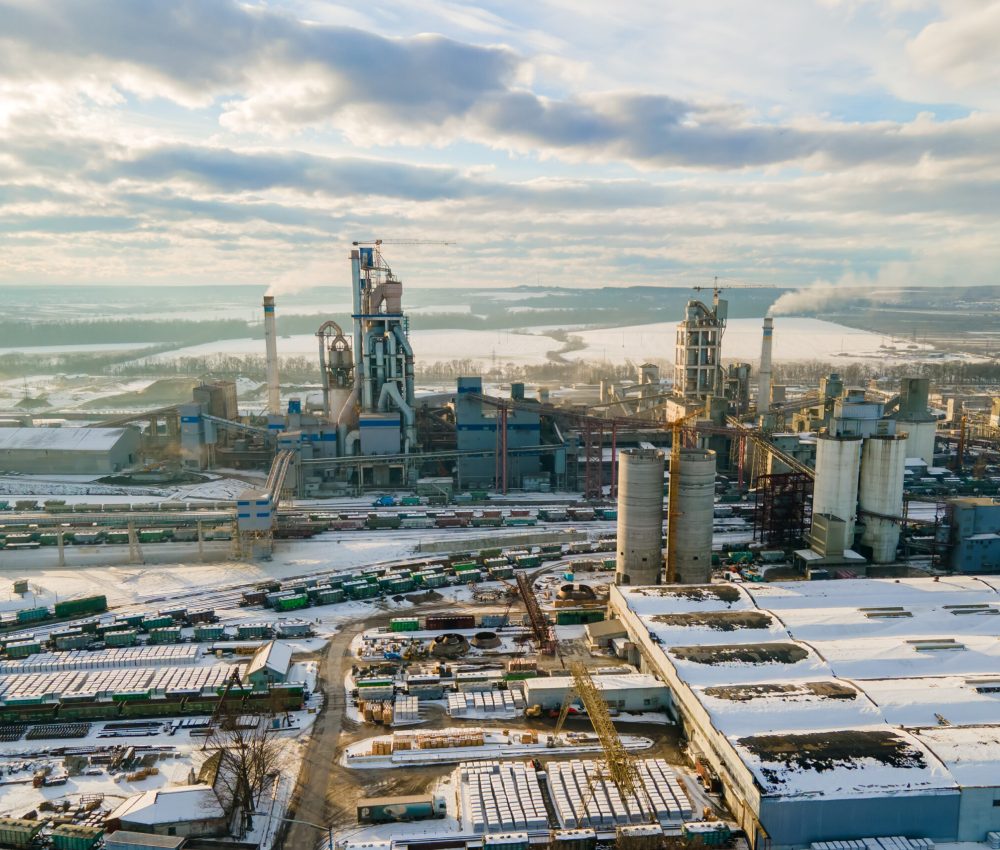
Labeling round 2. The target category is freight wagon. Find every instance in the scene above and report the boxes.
[425,615,476,631]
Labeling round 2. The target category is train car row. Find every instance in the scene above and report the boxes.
[0,526,236,549]
[0,499,235,513]
[0,595,108,635]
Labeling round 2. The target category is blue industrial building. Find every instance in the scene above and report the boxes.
[455,377,547,490]
[949,496,1000,573]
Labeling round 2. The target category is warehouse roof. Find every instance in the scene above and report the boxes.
[109,785,224,826]
[522,673,666,692]
[105,831,186,849]
[913,726,1000,787]
[0,426,133,452]
[732,727,956,799]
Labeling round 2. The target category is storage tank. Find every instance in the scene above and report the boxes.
[614,449,665,586]
[859,435,907,563]
[671,448,716,584]
[811,434,863,552]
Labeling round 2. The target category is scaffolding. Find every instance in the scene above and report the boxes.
[753,472,813,546]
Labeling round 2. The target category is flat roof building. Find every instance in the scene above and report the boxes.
[609,577,1000,850]
[0,426,140,474]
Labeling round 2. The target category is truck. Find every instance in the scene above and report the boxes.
[356,794,447,824]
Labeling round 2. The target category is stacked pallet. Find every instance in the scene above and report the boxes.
[459,760,548,834]
[446,690,525,717]
[393,695,420,724]
[0,663,238,701]
[0,645,200,674]
[546,759,692,830]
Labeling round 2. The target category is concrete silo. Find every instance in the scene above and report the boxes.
[669,448,716,584]
[859,435,907,563]
[811,434,863,553]
[615,449,665,586]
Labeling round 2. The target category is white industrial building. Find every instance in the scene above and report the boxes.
[0,426,140,474]
[107,785,227,837]
[609,577,1000,850]
[520,672,670,713]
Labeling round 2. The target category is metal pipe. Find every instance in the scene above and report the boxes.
[263,295,281,415]
[362,329,378,412]
[350,250,364,409]
[392,325,415,407]
[317,333,330,419]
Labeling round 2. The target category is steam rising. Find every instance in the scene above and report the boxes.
[265,259,333,297]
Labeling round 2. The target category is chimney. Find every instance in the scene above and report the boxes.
[758,316,773,413]
[263,295,281,415]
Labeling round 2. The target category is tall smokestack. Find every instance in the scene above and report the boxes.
[263,295,281,415]
[758,315,773,413]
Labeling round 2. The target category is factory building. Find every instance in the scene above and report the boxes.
[615,449,665,586]
[107,786,227,838]
[948,497,1000,573]
[454,377,544,490]
[610,577,1000,850]
[245,640,292,688]
[520,673,670,713]
[673,292,726,401]
[0,426,140,474]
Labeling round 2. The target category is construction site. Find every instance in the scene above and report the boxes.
[0,243,999,850]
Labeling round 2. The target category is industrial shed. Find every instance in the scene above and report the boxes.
[0,426,140,474]
[107,785,226,838]
[609,578,1000,850]
[246,640,292,688]
[520,672,669,713]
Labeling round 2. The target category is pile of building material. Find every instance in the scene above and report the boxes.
[0,645,200,674]
[810,839,937,850]
[447,690,525,718]
[0,662,238,700]
[360,700,393,724]
[459,761,548,834]
[393,695,420,725]
[546,759,692,830]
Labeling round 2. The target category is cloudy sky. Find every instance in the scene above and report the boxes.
[0,0,997,291]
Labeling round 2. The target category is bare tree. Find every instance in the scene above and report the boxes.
[206,705,284,836]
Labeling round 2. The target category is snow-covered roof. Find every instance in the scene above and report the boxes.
[0,426,133,452]
[732,727,957,800]
[109,785,224,825]
[913,726,1000,787]
[614,576,1000,797]
[522,673,666,694]
[247,640,292,678]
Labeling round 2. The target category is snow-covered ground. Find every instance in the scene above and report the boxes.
[563,317,942,364]
[144,329,557,368]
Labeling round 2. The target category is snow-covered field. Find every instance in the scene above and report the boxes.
[563,317,938,364]
[144,328,557,367]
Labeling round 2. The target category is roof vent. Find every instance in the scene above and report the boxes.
[860,606,912,619]
[906,638,965,652]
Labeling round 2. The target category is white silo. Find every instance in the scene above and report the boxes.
[670,448,716,584]
[898,420,936,467]
[811,434,863,553]
[859,435,907,563]
[615,449,665,586]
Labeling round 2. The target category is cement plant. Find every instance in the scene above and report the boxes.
[1,244,1000,850]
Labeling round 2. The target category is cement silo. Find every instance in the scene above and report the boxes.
[859,435,907,563]
[615,449,665,586]
[669,448,716,584]
[811,434,863,553]
[892,377,936,466]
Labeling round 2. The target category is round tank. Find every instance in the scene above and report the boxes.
[812,434,863,553]
[615,449,665,586]
[859,435,907,563]
[672,448,716,584]
[897,419,936,468]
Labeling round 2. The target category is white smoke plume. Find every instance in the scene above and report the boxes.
[769,269,910,316]
[265,259,334,297]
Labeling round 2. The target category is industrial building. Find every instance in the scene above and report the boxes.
[610,577,1000,849]
[107,786,227,838]
[245,640,292,687]
[0,426,140,474]
[949,497,1000,573]
[520,672,670,713]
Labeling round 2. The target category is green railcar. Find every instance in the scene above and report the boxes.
[194,625,225,641]
[316,589,345,605]
[53,595,107,618]
[105,530,129,544]
[148,627,181,644]
[141,616,173,631]
[105,630,138,647]
[390,618,420,632]
[514,555,541,569]
[51,824,104,850]
[15,607,49,624]
[274,594,309,612]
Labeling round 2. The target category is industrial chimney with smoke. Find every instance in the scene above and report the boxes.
[263,295,281,415]
[758,315,773,414]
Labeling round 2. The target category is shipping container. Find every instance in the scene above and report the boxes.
[425,615,475,631]
[555,609,605,625]
[390,618,420,633]
[356,794,446,824]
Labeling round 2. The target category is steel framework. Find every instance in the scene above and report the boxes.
[581,419,604,501]
[752,472,813,546]
[494,402,509,494]
[516,571,556,655]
